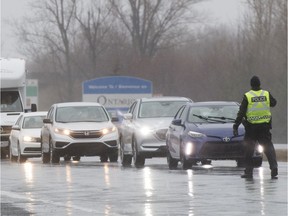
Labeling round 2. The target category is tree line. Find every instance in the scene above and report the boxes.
[14,0,286,142]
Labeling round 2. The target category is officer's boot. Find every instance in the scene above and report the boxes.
[271,168,278,179]
[241,168,253,179]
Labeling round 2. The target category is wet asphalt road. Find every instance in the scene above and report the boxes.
[1,156,287,216]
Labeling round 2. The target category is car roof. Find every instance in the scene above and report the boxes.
[21,111,48,117]
[54,102,103,108]
[187,101,239,106]
[140,96,192,103]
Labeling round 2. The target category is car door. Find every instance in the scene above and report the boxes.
[168,105,185,158]
[171,105,189,158]
[41,106,54,152]
[121,101,137,146]
[9,115,23,154]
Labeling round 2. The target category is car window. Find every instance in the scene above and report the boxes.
[47,106,54,121]
[23,116,46,129]
[174,105,185,119]
[55,106,109,123]
[178,105,189,121]
[128,102,137,114]
[139,101,188,118]
[15,115,23,127]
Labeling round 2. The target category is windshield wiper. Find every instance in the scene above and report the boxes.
[207,116,235,121]
[193,114,226,123]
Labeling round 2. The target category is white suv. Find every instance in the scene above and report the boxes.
[119,97,192,167]
[41,102,119,164]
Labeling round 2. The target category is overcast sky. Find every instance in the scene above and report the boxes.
[0,0,247,59]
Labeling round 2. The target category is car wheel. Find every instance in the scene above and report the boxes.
[236,158,245,168]
[100,155,108,162]
[9,143,17,162]
[120,137,132,166]
[50,139,60,164]
[180,147,192,170]
[17,143,26,163]
[109,151,118,162]
[41,137,50,164]
[167,150,178,170]
[253,157,263,168]
[201,159,212,165]
[64,155,71,161]
[132,138,145,167]
[72,156,80,161]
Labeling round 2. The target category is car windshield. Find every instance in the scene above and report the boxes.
[187,105,238,123]
[139,101,187,118]
[56,106,109,123]
[23,116,46,129]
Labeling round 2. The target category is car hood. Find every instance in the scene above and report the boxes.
[187,123,245,137]
[135,118,173,129]
[55,121,114,130]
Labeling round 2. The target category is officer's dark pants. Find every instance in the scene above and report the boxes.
[244,123,278,174]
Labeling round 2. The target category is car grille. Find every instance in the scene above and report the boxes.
[0,126,12,136]
[155,129,168,141]
[70,130,102,139]
[199,141,244,158]
[24,147,41,153]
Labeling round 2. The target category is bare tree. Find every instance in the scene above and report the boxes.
[74,1,115,77]
[108,0,202,58]
[17,0,78,101]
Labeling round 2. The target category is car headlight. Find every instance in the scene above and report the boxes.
[101,126,117,135]
[54,128,71,136]
[23,136,37,142]
[185,142,194,155]
[139,126,154,136]
[188,131,205,138]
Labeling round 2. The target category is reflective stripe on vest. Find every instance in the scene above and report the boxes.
[245,90,271,124]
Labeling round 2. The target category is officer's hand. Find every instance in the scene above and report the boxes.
[233,124,238,136]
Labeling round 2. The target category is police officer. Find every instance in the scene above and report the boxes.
[233,76,278,179]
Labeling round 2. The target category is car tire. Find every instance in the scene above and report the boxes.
[132,138,145,167]
[64,155,71,161]
[100,155,108,162]
[72,156,80,161]
[49,138,60,164]
[17,144,26,163]
[201,159,212,165]
[167,151,178,170]
[41,137,50,164]
[109,151,118,162]
[253,157,263,168]
[9,143,17,162]
[120,137,132,166]
[236,158,245,168]
[180,146,192,170]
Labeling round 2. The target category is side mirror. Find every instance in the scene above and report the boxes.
[31,104,37,112]
[43,118,52,124]
[111,116,119,122]
[123,113,132,120]
[12,125,20,130]
[172,119,182,126]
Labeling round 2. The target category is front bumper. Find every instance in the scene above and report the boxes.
[53,140,119,157]
[21,142,41,157]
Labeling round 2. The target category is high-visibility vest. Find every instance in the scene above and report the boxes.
[245,90,271,124]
